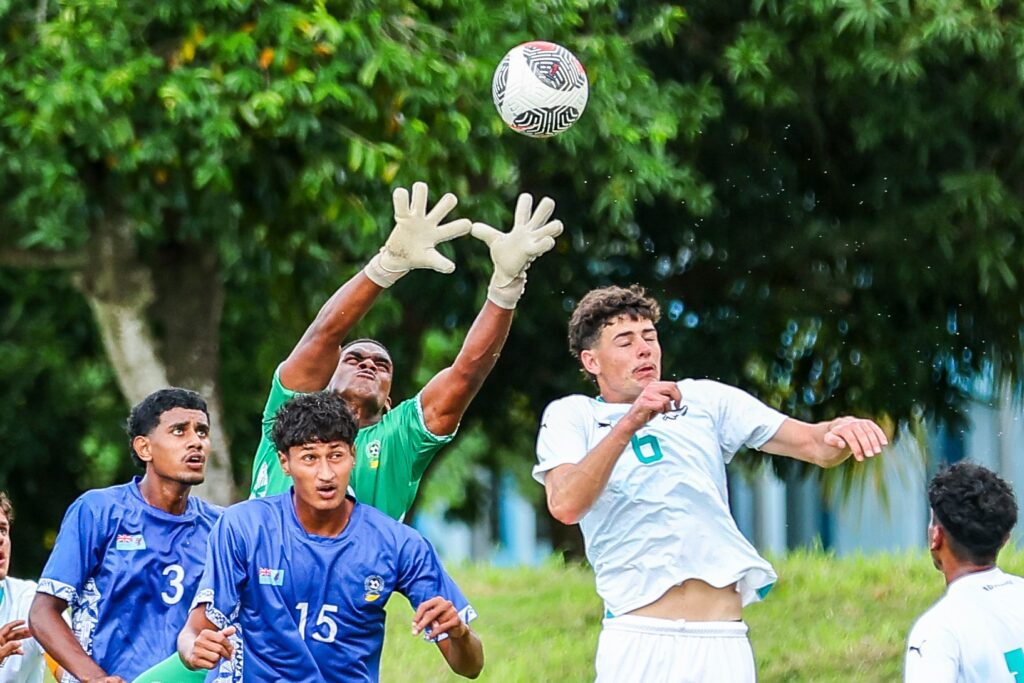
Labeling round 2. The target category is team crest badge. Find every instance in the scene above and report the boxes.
[366,440,381,470]
[364,574,384,602]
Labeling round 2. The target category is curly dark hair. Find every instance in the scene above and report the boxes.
[929,461,1018,565]
[127,388,208,468]
[0,491,12,525]
[272,391,358,455]
[568,285,661,378]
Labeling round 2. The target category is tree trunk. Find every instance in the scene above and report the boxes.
[75,215,237,504]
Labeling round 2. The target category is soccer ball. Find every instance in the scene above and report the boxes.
[492,41,589,138]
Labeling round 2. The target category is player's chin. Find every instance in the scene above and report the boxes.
[174,469,207,486]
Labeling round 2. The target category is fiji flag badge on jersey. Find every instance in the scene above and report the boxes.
[258,567,285,586]
[115,533,146,551]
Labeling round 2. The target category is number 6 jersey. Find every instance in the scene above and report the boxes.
[38,477,223,682]
[534,379,785,617]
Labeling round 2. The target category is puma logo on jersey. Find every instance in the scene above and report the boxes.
[597,421,612,429]
[661,405,689,420]
[908,643,924,657]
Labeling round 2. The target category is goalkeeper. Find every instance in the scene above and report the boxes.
[249,182,563,518]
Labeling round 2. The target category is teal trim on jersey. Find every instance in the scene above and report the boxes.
[1004,647,1024,682]
[604,608,614,618]
[756,583,775,600]
[0,583,4,607]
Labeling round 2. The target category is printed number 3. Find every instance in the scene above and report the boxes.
[631,434,664,464]
[1005,648,1024,682]
[296,602,339,643]
[161,564,185,605]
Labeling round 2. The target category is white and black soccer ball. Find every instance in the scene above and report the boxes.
[492,41,589,138]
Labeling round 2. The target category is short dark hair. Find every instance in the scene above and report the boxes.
[127,388,209,467]
[0,491,12,525]
[568,285,661,372]
[929,461,1018,565]
[340,338,392,358]
[272,391,358,454]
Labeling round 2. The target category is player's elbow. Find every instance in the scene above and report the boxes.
[28,593,59,641]
[547,498,583,526]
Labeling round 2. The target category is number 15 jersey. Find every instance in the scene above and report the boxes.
[38,477,223,682]
[193,493,476,683]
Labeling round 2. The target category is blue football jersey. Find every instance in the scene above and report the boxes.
[192,493,476,683]
[38,477,222,681]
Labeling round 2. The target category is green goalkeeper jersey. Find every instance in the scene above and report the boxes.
[249,367,454,520]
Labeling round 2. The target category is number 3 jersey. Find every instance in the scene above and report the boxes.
[37,477,223,681]
[905,567,1024,683]
[534,379,785,617]
[192,493,476,683]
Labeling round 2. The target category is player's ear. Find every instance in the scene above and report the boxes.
[133,435,153,464]
[278,450,291,476]
[384,396,393,413]
[580,349,600,376]
[929,524,943,552]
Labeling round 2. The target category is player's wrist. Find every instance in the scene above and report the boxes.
[363,250,409,288]
[448,621,470,640]
[486,272,526,309]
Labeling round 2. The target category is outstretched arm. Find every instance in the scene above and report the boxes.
[280,182,472,392]
[29,594,125,683]
[760,416,888,468]
[419,194,563,435]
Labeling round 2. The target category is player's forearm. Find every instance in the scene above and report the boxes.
[546,423,637,525]
[440,629,484,679]
[280,273,384,391]
[420,302,513,434]
[29,595,107,681]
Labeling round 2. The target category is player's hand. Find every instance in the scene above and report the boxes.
[824,416,888,461]
[624,381,683,430]
[0,619,30,660]
[81,677,128,683]
[183,625,236,670]
[412,596,469,641]
[471,193,563,309]
[364,182,472,288]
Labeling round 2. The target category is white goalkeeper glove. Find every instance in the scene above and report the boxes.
[363,182,472,288]
[470,194,563,309]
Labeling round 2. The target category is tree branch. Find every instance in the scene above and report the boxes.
[0,248,87,270]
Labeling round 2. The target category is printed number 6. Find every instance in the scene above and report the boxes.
[161,564,185,605]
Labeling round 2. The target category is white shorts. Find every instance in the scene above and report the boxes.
[595,615,756,683]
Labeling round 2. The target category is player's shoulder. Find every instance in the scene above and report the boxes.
[679,378,739,399]
[909,594,961,642]
[355,503,423,544]
[543,393,595,414]
[189,495,226,521]
[4,575,38,598]
[72,480,137,513]
[219,494,282,527]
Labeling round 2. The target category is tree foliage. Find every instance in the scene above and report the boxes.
[2,0,1023,567]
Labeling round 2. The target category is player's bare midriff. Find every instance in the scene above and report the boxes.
[626,579,742,621]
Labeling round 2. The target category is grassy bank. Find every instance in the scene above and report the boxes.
[381,548,1024,682]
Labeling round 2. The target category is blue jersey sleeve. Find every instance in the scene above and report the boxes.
[191,512,248,629]
[38,495,104,604]
[395,533,476,641]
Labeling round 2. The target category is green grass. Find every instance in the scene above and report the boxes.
[380,548,1024,682]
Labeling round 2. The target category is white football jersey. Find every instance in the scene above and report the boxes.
[906,567,1024,683]
[0,576,46,683]
[534,379,785,616]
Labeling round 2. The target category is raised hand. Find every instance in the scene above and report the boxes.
[824,416,888,461]
[412,596,469,641]
[0,619,29,661]
[471,193,563,308]
[364,182,473,288]
[623,381,683,430]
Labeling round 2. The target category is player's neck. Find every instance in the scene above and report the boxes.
[943,561,996,586]
[347,398,384,428]
[293,495,354,537]
[137,473,192,515]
